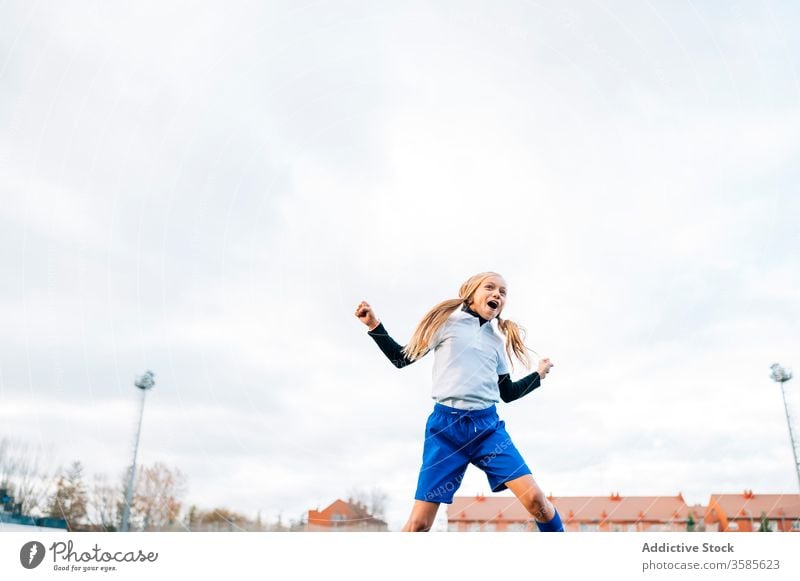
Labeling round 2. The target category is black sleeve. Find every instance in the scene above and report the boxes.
[367,322,415,369]
[497,371,541,403]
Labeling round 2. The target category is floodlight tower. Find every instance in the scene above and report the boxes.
[770,363,799,492]
[121,370,156,532]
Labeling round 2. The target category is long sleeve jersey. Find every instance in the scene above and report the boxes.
[367,304,541,409]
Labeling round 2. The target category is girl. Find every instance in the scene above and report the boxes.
[355,271,564,532]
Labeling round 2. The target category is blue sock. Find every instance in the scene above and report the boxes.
[536,509,564,532]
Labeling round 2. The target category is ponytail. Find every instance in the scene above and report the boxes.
[496,317,534,372]
[401,298,462,361]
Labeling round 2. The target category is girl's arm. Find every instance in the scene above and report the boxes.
[355,300,415,369]
[497,372,540,403]
[497,358,554,403]
[367,323,415,369]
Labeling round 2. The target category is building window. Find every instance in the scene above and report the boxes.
[757,519,775,532]
[483,523,495,532]
[727,522,739,531]
[506,522,527,532]
[648,524,669,532]
[792,520,800,531]
[579,523,599,532]
[467,522,481,532]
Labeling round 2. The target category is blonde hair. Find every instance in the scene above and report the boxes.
[401,272,533,371]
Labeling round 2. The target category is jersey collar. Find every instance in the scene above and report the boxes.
[460,303,490,326]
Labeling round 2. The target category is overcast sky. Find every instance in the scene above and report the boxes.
[1,0,799,531]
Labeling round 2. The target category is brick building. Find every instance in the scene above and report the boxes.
[705,490,800,532]
[448,493,706,532]
[307,498,388,532]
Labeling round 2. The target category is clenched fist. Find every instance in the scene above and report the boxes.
[538,358,554,379]
[355,300,380,331]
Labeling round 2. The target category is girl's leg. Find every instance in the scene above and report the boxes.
[504,474,556,523]
[401,500,440,532]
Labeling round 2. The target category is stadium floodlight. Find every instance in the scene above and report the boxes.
[120,370,156,532]
[770,363,798,493]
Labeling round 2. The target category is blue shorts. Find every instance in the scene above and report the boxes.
[414,403,532,504]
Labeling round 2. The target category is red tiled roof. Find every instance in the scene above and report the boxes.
[450,495,529,522]
[308,498,386,526]
[449,494,703,523]
[708,492,800,520]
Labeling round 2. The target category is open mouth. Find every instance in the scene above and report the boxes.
[487,300,499,309]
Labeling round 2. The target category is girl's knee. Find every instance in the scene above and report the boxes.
[524,492,551,520]
[405,517,433,532]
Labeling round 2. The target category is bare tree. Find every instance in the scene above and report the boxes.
[185,507,253,531]
[347,485,389,519]
[0,437,53,515]
[0,437,11,486]
[46,461,88,531]
[288,511,307,532]
[185,504,199,530]
[87,473,123,531]
[369,487,389,519]
[131,462,187,531]
[269,511,288,532]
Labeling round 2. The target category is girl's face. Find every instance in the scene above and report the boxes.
[468,275,507,320]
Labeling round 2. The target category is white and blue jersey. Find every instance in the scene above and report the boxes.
[428,307,509,409]
[367,304,542,409]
